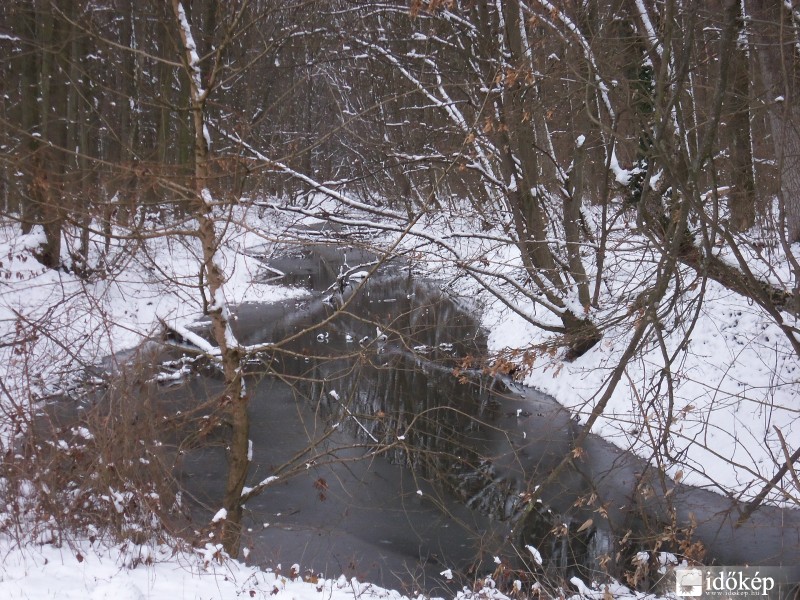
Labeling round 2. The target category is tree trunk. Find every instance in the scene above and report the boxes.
[565,137,591,310]
[17,2,40,233]
[34,0,63,269]
[500,0,599,356]
[172,0,249,556]
[728,2,756,231]
[749,0,800,242]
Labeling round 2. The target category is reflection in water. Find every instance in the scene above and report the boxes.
[176,246,800,594]
[35,243,800,596]
[228,272,513,591]
[179,262,608,592]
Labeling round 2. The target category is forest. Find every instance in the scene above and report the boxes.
[1,0,800,597]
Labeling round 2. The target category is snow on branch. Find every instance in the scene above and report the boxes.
[174,1,206,100]
[161,319,220,356]
[634,0,663,58]
[525,1,615,120]
[240,475,279,502]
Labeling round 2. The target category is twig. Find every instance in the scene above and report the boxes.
[775,426,800,498]
[736,426,800,527]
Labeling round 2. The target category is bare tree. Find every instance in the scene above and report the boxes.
[749,0,800,244]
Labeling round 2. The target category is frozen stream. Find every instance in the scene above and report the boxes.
[165,244,800,594]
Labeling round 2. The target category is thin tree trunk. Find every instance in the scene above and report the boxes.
[172,0,249,556]
[728,2,756,231]
[35,0,63,269]
[565,137,591,310]
[500,0,599,356]
[750,0,800,242]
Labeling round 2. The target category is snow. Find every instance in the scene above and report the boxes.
[608,150,636,186]
[0,205,307,449]
[169,321,220,355]
[211,508,227,523]
[241,476,280,499]
[485,270,800,497]
[472,200,800,502]
[175,2,204,98]
[525,545,543,567]
[634,0,662,58]
[0,536,422,600]
[0,189,797,596]
[90,580,146,600]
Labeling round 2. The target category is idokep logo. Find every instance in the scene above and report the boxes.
[674,567,800,599]
[676,568,704,596]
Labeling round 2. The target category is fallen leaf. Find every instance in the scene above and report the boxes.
[576,518,593,533]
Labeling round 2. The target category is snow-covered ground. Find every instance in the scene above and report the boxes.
[0,207,308,445]
[0,532,657,600]
[479,229,800,504]
[0,535,413,600]
[0,192,797,597]
[393,201,800,506]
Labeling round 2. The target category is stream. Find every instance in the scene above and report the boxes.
[152,243,800,594]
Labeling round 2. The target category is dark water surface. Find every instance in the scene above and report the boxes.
[168,244,800,595]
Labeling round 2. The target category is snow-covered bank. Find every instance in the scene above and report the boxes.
[0,191,797,597]
[0,531,658,600]
[0,534,411,600]
[0,208,307,446]
[379,198,800,507]
[484,271,800,501]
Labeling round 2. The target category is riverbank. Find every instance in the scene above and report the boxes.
[0,208,308,446]
[0,534,418,600]
[1,195,797,597]
[0,207,657,599]
[385,201,800,509]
